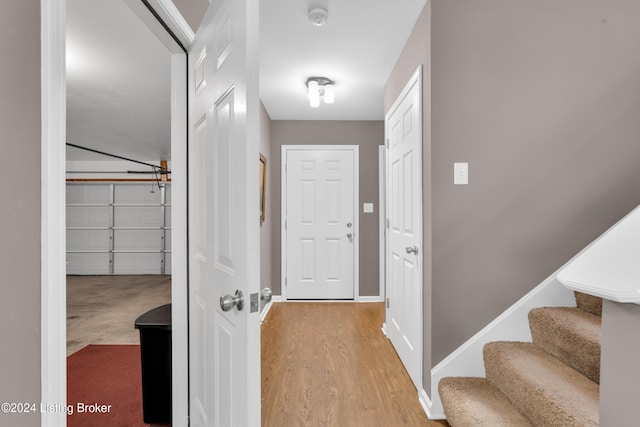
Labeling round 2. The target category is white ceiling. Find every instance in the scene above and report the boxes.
[66,0,426,162]
[260,0,427,120]
[66,0,171,162]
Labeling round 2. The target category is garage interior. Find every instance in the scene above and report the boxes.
[65,0,173,354]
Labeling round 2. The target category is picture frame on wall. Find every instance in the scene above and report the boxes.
[260,154,266,223]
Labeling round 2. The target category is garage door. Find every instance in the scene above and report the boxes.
[66,182,171,275]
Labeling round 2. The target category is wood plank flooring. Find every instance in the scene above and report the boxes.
[261,302,450,427]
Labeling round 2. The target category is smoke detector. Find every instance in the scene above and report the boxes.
[308,7,328,27]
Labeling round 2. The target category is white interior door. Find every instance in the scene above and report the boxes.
[385,67,423,391]
[283,146,358,300]
[188,0,260,425]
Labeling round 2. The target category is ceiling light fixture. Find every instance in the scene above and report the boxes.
[308,7,328,27]
[306,77,335,108]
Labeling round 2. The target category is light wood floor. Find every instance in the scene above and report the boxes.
[261,302,450,427]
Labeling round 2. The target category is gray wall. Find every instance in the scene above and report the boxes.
[270,121,384,297]
[386,0,640,397]
[171,0,208,32]
[384,2,432,396]
[259,102,273,292]
[0,1,42,426]
[430,0,640,365]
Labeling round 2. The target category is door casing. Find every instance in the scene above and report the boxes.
[41,0,190,425]
[281,145,360,301]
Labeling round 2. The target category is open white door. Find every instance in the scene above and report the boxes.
[385,66,423,392]
[188,0,261,425]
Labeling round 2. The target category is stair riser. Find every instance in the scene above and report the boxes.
[484,343,599,427]
[574,292,602,317]
[439,378,534,427]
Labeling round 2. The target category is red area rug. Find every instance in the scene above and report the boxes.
[67,344,168,427]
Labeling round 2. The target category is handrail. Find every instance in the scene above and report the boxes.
[557,204,640,304]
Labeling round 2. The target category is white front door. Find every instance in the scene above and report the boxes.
[188,0,260,425]
[385,67,423,391]
[283,146,358,300]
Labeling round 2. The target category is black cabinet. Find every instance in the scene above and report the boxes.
[135,304,172,424]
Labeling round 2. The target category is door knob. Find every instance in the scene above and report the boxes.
[220,290,244,312]
[346,222,352,228]
[405,245,419,255]
[347,232,353,239]
[260,288,273,304]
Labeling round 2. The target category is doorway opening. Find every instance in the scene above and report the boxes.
[43,0,189,424]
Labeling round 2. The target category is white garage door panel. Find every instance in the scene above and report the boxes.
[67,229,110,251]
[114,184,162,204]
[165,229,172,248]
[66,253,110,275]
[66,184,110,204]
[114,229,163,251]
[113,253,163,274]
[114,206,163,227]
[165,253,171,272]
[165,207,172,225]
[66,206,110,228]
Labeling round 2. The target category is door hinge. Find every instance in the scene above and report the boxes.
[285,219,287,230]
[285,277,287,287]
[385,138,389,148]
[386,298,390,308]
[386,218,390,229]
[285,162,287,172]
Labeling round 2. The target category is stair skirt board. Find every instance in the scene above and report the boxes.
[428,277,576,419]
[419,388,434,419]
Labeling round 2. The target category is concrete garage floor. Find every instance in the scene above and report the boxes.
[66,275,171,355]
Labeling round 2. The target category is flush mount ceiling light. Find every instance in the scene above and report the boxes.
[308,7,328,27]
[306,77,335,108]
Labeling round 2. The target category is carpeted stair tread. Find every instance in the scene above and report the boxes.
[484,341,599,427]
[439,377,534,427]
[574,291,602,317]
[529,307,601,383]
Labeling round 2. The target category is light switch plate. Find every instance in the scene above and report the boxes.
[454,162,468,185]
[363,203,374,213]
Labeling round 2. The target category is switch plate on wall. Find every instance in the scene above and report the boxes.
[454,162,469,185]
[363,203,374,213]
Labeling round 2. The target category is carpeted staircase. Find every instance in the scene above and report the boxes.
[439,292,602,426]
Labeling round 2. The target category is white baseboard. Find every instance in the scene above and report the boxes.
[358,295,383,303]
[419,388,433,419]
[260,295,282,323]
[279,296,382,303]
[429,277,576,419]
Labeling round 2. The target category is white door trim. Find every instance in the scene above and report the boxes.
[384,65,423,392]
[41,1,67,424]
[139,0,195,47]
[379,145,386,302]
[281,145,360,301]
[41,1,190,425]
